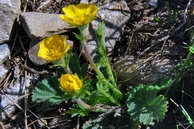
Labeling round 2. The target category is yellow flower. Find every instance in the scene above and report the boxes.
[38,35,72,61]
[59,74,83,92]
[59,3,98,26]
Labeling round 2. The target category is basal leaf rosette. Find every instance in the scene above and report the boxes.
[127,85,168,125]
[59,3,98,26]
[32,77,66,104]
[38,35,72,61]
[59,74,83,93]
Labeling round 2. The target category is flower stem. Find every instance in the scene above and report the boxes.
[78,26,121,105]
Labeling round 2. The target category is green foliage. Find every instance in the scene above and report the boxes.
[67,104,91,117]
[96,81,118,104]
[32,77,67,104]
[154,17,161,23]
[73,25,88,45]
[94,22,122,105]
[73,32,85,43]
[95,22,116,86]
[52,51,71,68]
[127,85,168,125]
[69,54,88,78]
[81,79,110,105]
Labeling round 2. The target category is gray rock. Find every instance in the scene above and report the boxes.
[0,65,37,120]
[28,40,49,65]
[0,0,20,11]
[148,0,158,8]
[0,44,10,63]
[0,0,21,43]
[82,0,131,55]
[140,58,176,83]
[97,0,130,47]
[113,56,177,85]
[0,65,8,79]
[20,12,75,39]
[0,94,20,120]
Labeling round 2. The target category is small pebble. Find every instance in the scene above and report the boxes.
[0,64,8,79]
[148,0,158,8]
[0,44,10,63]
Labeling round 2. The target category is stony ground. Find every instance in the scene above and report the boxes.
[0,0,194,129]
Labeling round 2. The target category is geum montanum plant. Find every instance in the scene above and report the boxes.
[32,3,122,116]
[32,2,169,128]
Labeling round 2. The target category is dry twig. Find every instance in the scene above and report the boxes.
[37,0,52,11]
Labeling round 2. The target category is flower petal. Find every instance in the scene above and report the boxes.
[59,3,98,26]
[37,35,72,61]
[59,74,83,92]
[62,5,77,19]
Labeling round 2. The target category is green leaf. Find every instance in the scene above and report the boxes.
[32,77,66,105]
[69,54,88,78]
[94,22,122,104]
[52,51,73,74]
[127,85,168,125]
[96,81,118,104]
[67,104,91,117]
[73,32,84,41]
[95,22,116,86]
[154,17,161,22]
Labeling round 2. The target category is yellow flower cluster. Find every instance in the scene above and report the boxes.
[38,3,98,62]
[38,35,71,61]
[59,3,98,26]
[37,3,98,93]
[59,74,83,92]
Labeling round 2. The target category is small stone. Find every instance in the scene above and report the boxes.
[0,65,8,79]
[20,12,74,39]
[56,0,62,3]
[0,0,21,43]
[0,94,19,120]
[28,40,49,65]
[114,56,177,85]
[99,0,130,47]
[80,0,89,3]
[0,44,10,63]
[141,58,177,83]
[148,0,158,8]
